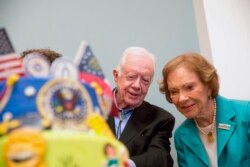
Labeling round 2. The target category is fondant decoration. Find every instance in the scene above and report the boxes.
[50,58,79,80]
[23,53,50,78]
[37,78,92,130]
[4,128,46,167]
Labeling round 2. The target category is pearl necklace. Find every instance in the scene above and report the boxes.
[194,99,217,143]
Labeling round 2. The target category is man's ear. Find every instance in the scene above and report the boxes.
[113,69,118,82]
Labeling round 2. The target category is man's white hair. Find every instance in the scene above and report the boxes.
[116,46,156,73]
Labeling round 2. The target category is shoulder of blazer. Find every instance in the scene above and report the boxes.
[217,95,250,118]
[222,96,250,110]
[134,101,175,122]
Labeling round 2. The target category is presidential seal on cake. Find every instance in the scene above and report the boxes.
[0,44,129,167]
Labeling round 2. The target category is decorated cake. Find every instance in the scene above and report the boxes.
[0,43,129,167]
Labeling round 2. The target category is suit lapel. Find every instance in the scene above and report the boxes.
[119,102,152,144]
[107,116,116,135]
[119,111,139,144]
[181,120,209,166]
[216,96,236,157]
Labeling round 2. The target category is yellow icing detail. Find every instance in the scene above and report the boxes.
[85,113,114,138]
[6,74,20,87]
[90,82,103,95]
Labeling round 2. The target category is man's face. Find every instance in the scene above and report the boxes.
[113,56,154,109]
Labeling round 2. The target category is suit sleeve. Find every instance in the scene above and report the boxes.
[131,116,175,167]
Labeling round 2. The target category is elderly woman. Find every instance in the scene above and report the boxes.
[159,52,250,167]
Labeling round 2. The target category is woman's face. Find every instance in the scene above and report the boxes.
[167,65,212,119]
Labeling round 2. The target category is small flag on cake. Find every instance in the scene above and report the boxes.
[0,28,24,81]
[0,54,25,81]
[74,41,106,80]
[74,41,118,117]
[0,28,15,55]
[74,41,110,96]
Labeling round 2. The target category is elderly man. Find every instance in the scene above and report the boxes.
[107,47,175,167]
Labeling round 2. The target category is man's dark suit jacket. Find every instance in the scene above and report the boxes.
[107,101,175,167]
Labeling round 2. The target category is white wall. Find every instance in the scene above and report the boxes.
[194,0,250,100]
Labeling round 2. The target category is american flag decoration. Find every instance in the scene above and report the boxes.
[0,53,25,81]
[0,28,15,55]
[74,41,105,79]
[0,28,24,81]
